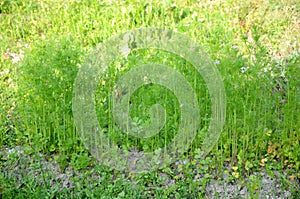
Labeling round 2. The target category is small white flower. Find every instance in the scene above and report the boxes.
[121,7,127,13]
[191,11,198,19]
[121,45,130,57]
[231,45,238,49]
[263,67,271,73]
[240,66,249,73]
[215,60,220,65]
[9,51,24,63]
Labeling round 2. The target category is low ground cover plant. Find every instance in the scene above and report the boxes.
[0,0,299,198]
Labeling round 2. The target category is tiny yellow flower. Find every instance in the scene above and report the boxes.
[260,158,268,167]
[261,158,268,163]
[288,175,295,181]
[232,166,238,171]
[232,171,239,179]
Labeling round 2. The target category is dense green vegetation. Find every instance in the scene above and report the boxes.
[0,0,299,198]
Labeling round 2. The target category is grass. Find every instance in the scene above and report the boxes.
[0,0,299,198]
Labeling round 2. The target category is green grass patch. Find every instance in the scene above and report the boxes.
[0,0,299,197]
